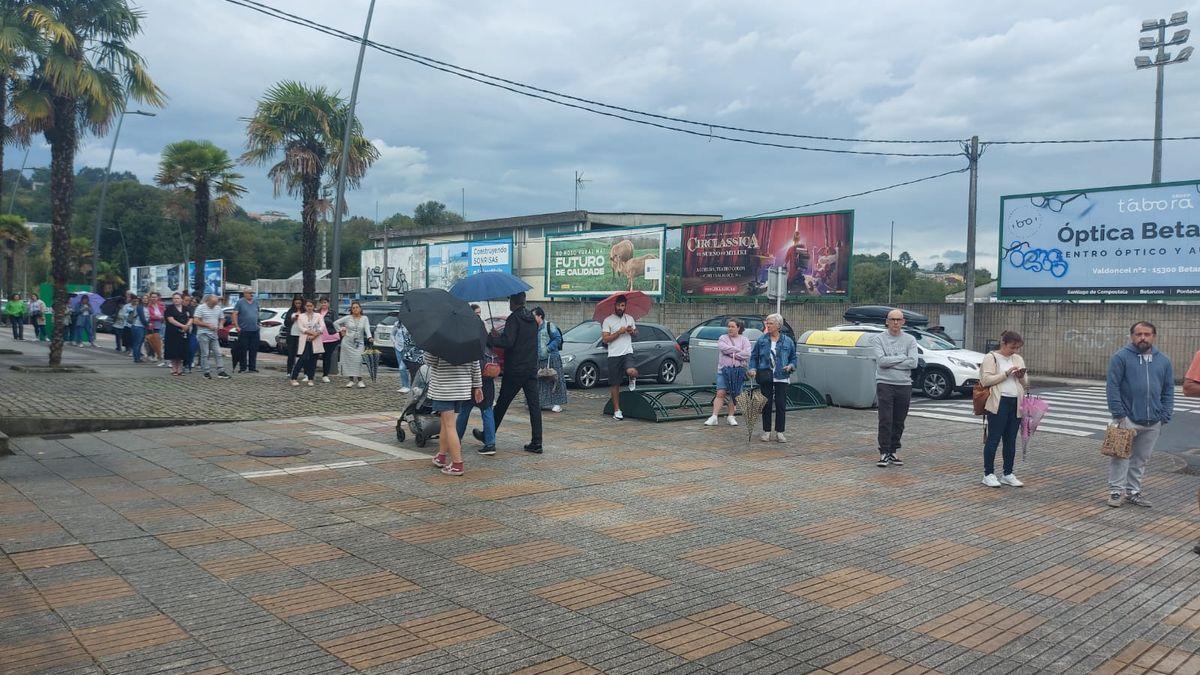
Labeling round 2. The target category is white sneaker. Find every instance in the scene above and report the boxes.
[704,415,719,426]
[306,380,314,387]
[300,375,308,382]
[628,380,636,392]
[345,382,355,388]
[399,387,411,394]
[357,381,365,388]
[775,432,787,443]
[727,415,738,426]
[613,410,624,420]
[759,432,772,443]
[1001,474,1024,487]
[551,405,562,413]
[156,361,167,367]
[982,474,1001,488]
[322,376,330,383]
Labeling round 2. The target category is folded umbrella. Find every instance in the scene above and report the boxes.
[395,288,488,365]
[592,290,652,322]
[362,348,381,381]
[1019,394,1050,460]
[449,271,531,302]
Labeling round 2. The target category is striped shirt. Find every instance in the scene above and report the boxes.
[424,353,482,402]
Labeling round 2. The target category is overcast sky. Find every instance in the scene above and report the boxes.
[19,0,1200,268]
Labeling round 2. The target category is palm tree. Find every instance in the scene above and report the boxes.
[156,140,246,293]
[11,0,164,365]
[242,81,378,297]
[0,1,37,209]
[0,214,31,295]
[67,236,92,281]
[94,260,124,296]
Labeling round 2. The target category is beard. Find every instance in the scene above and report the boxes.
[615,308,625,317]
[1135,340,1152,353]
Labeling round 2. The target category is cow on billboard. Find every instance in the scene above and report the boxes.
[546,227,665,297]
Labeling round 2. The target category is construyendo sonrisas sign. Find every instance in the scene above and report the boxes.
[545,226,665,297]
[426,239,513,290]
[999,180,1200,299]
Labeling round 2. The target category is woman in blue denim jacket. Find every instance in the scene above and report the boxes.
[747,313,797,443]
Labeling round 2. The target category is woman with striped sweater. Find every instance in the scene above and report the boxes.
[427,352,483,476]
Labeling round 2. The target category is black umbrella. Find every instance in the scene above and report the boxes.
[395,288,487,365]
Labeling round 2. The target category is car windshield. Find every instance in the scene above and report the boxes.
[909,331,956,350]
[563,322,601,343]
[695,326,727,340]
[379,316,397,326]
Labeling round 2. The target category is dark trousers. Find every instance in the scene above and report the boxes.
[876,382,912,454]
[286,334,300,373]
[290,342,316,380]
[984,396,1019,476]
[114,326,127,351]
[185,333,198,369]
[761,382,788,432]
[231,339,245,371]
[9,318,22,340]
[321,340,340,376]
[240,330,260,370]
[492,371,543,444]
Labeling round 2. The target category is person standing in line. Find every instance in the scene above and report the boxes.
[601,294,638,421]
[532,307,568,414]
[27,294,45,341]
[145,292,165,363]
[288,299,323,387]
[333,300,372,388]
[183,293,199,374]
[706,318,751,426]
[872,309,918,467]
[478,291,543,453]
[163,292,193,376]
[978,330,1029,488]
[111,293,128,352]
[193,294,230,379]
[318,297,342,383]
[1105,321,1174,508]
[1182,349,1200,554]
[459,304,497,455]
[230,289,261,373]
[747,313,796,443]
[282,294,305,378]
[4,294,26,340]
[78,297,97,347]
[393,318,412,393]
[428,350,484,476]
[126,296,147,364]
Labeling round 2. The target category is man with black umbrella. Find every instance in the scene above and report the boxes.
[475,291,543,453]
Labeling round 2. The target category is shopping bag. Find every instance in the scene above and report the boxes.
[1100,422,1135,459]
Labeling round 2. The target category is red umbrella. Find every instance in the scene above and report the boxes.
[592,291,652,322]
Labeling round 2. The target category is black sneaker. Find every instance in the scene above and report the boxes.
[876,454,891,468]
[477,445,496,456]
[248,369,259,373]
[472,428,485,443]
[238,368,247,373]
[217,372,230,379]
[523,442,543,454]
[204,372,212,379]
[888,454,903,466]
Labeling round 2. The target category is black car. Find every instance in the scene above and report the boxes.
[676,315,797,362]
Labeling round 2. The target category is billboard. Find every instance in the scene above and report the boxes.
[130,260,223,297]
[186,259,225,297]
[361,245,427,297]
[681,211,852,298]
[426,239,513,290]
[545,226,665,297]
[999,180,1200,299]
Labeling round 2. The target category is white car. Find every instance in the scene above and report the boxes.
[826,323,985,399]
[256,307,292,352]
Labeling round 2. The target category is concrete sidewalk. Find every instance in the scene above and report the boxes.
[2,390,1199,673]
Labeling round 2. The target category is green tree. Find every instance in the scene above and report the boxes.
[0,1,37,212]
[94,259,123,296]
[413,200,464,229]
[900,277,952,303]
[13,0,164,365]
[241,81,379,297]
[0,213,31,295]
[155,140,246,293]
[897,251,913,268]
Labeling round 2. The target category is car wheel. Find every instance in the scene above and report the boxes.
[657,359,678,384]
[921,368,953,400]
[576,362,599,389]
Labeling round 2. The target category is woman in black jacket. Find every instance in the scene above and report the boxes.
[282,295,304,376]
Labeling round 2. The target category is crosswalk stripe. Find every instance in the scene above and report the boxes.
[916,405,1110,429]
[1043,391,1200,409]
[907,411,1092,437]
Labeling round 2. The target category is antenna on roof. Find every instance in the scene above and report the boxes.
[574,171,591,211]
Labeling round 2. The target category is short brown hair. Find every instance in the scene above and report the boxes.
[1000,330,1023,345]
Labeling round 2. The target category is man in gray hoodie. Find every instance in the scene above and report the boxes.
[872,309,919,468]
[1105,321,1174,508]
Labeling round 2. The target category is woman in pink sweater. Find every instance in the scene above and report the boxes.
[705,319,751,426]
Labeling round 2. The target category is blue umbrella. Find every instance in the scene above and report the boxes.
[69,292,104,313]
[449,271,531,301]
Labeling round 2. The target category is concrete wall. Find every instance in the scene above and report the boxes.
[529,300,1200,381]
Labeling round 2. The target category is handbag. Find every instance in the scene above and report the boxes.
[1100,422,1135,459]
[537,359,558,382]
[972,383,990,416]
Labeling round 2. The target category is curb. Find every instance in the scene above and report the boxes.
[0,416,243,439]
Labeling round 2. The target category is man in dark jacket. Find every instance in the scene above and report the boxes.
[476,291,543,453]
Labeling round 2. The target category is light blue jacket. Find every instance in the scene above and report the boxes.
[749,333,797,380]
[1107,344,1174,424]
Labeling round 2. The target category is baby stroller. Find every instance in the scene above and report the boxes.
[395,364,441,447]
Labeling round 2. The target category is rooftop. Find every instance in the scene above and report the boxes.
[369,210,721,242]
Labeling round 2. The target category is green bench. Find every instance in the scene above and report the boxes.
[601,383,826,422]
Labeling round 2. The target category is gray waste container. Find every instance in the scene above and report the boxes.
[688,326,763,386]
[796,329,879,408]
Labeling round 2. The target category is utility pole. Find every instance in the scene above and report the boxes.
[379,201,388,301]
[328,0,376,315]
[461,187,466,220]
[7,146,30,214]
[887,219,894,304]
[1136,12,1191,184]
[963,135,979,351]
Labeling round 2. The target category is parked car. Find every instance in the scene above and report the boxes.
[560,320,682,388]
[218,308,238,347]
[676,315,796,362]
[257,307,293,352]
[94,314,114,334]
[375,314,398,366]
[824,322,984,399]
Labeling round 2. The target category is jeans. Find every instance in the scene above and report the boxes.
[240,330,260,370]
[8,317,22,340]
[492,372,543,445]
[984,396,1019,476]
[457,403,496,446]
[33,320,44,340]
[761,381,788,432]
[1108,419,1162,495]
[185,332,198,369]
[198,332,223,375]
[395,344,411,388]
[876,382,912,454]
[130,326,146,362]
[290,341,316,380]
[74,319,92,345]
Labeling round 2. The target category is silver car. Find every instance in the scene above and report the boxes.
[560,320,682,388]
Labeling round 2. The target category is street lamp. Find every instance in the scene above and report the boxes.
[1137,11,1190,184]
[90,109,155,292]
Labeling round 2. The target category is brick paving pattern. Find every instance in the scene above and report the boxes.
[2,347,1200,672]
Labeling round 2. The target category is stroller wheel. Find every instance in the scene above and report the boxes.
[395,421,406,443]
[415,433,428,448]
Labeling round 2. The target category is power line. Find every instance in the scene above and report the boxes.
[745,166,970,218]
[985,136,1200,145]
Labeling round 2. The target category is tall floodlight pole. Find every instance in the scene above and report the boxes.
[379,201,388,301]
[887,220,894,304]
[91,110,155,291]
[963,136,979,350]
[329,0,377,313]
[1137,12,1191,184]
